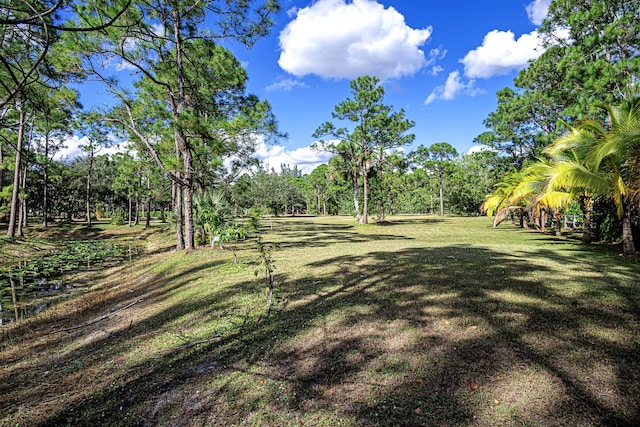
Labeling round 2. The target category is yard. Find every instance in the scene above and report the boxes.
[1,216,639,426]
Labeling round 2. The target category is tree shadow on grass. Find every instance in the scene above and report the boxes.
[3,236,640,426]
[262,218,412,249]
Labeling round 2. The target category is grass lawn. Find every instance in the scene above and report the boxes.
[1,216,639,426]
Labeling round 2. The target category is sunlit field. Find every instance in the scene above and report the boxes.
[1,216,639,426]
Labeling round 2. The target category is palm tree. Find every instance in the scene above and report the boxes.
[545,98,640,255]
[193,191,233,248]
[482,169,531,228]
[544,125,606,245]
[512,160,573,235]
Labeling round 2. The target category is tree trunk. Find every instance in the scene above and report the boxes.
[361,158,370,224]
[581,197,592,245]
[555,211,562,237]
[172,11,194,251]
[174,176,185,250]
[42,135,49,227]
[128,196,133,227]
[389,191,395,215]
[145,171,151,227]
[86,153,93,227]
[438,174,444,216]
[352,173,361,221]
[7,108,25,238]
[134,197,140,225]
[621,202,636,256]
[182,150,195,250]
[17,192,24,238]
[362,172,369,224]
[522,210,530,229]
[17,162,28,237]
[0,141,4,196]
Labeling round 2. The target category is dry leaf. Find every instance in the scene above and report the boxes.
[325,388,334,395]
[414,407,423,415]
[468,380,479,390]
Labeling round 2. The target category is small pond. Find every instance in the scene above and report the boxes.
[0,240,138,326]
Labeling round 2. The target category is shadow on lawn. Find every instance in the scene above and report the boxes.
[263,218,412,249]
[4,238,640,426]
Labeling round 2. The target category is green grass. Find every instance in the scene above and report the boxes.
[1,215,639,426]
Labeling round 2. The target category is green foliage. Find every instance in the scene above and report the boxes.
[447,151,512,215]
[110,209,125,226]
[247,207,263,234]
[313,75,415,223]
[591,198,622,242]
[410,142,458,216]
[193,191,234,247]
[480,0,640,164]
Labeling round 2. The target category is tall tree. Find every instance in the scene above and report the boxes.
[76,115,109,227]
[479,0,640,163]
[4,99,27,238]
[539,0,640,113]
[411,142,458,216]
[33,86,79,227]
[72,0,280,250]
[0,0,131,109]
[307,163,330,215]
[313,75,414,224]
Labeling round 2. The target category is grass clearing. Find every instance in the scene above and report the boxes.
[1,216,639,426]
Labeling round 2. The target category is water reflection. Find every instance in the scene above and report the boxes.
[0,241,138,326]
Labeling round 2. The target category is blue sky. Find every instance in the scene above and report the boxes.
[65,0,553,173]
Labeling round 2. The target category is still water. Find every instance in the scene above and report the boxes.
[0,241,135,326]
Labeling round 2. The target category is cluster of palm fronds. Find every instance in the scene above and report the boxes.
[483,97,640,255]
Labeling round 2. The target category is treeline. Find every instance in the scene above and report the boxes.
[0,144,510,227]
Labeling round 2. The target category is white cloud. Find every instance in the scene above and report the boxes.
[254,142,334,174]
[286,6,298,18]
[429,65,444,76]
[278,0,432,81]
[467,145,496,155]
[54,134,127,161]
[53,135,86,160]
[424,71,484,105]
[526,0,551,25]
[428,47,446,62]
[265,78,309,92]
[461,29,545,79]
[115,59,138,71]
[425,48,446,75]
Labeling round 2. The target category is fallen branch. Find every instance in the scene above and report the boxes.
[50,299,143,334]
